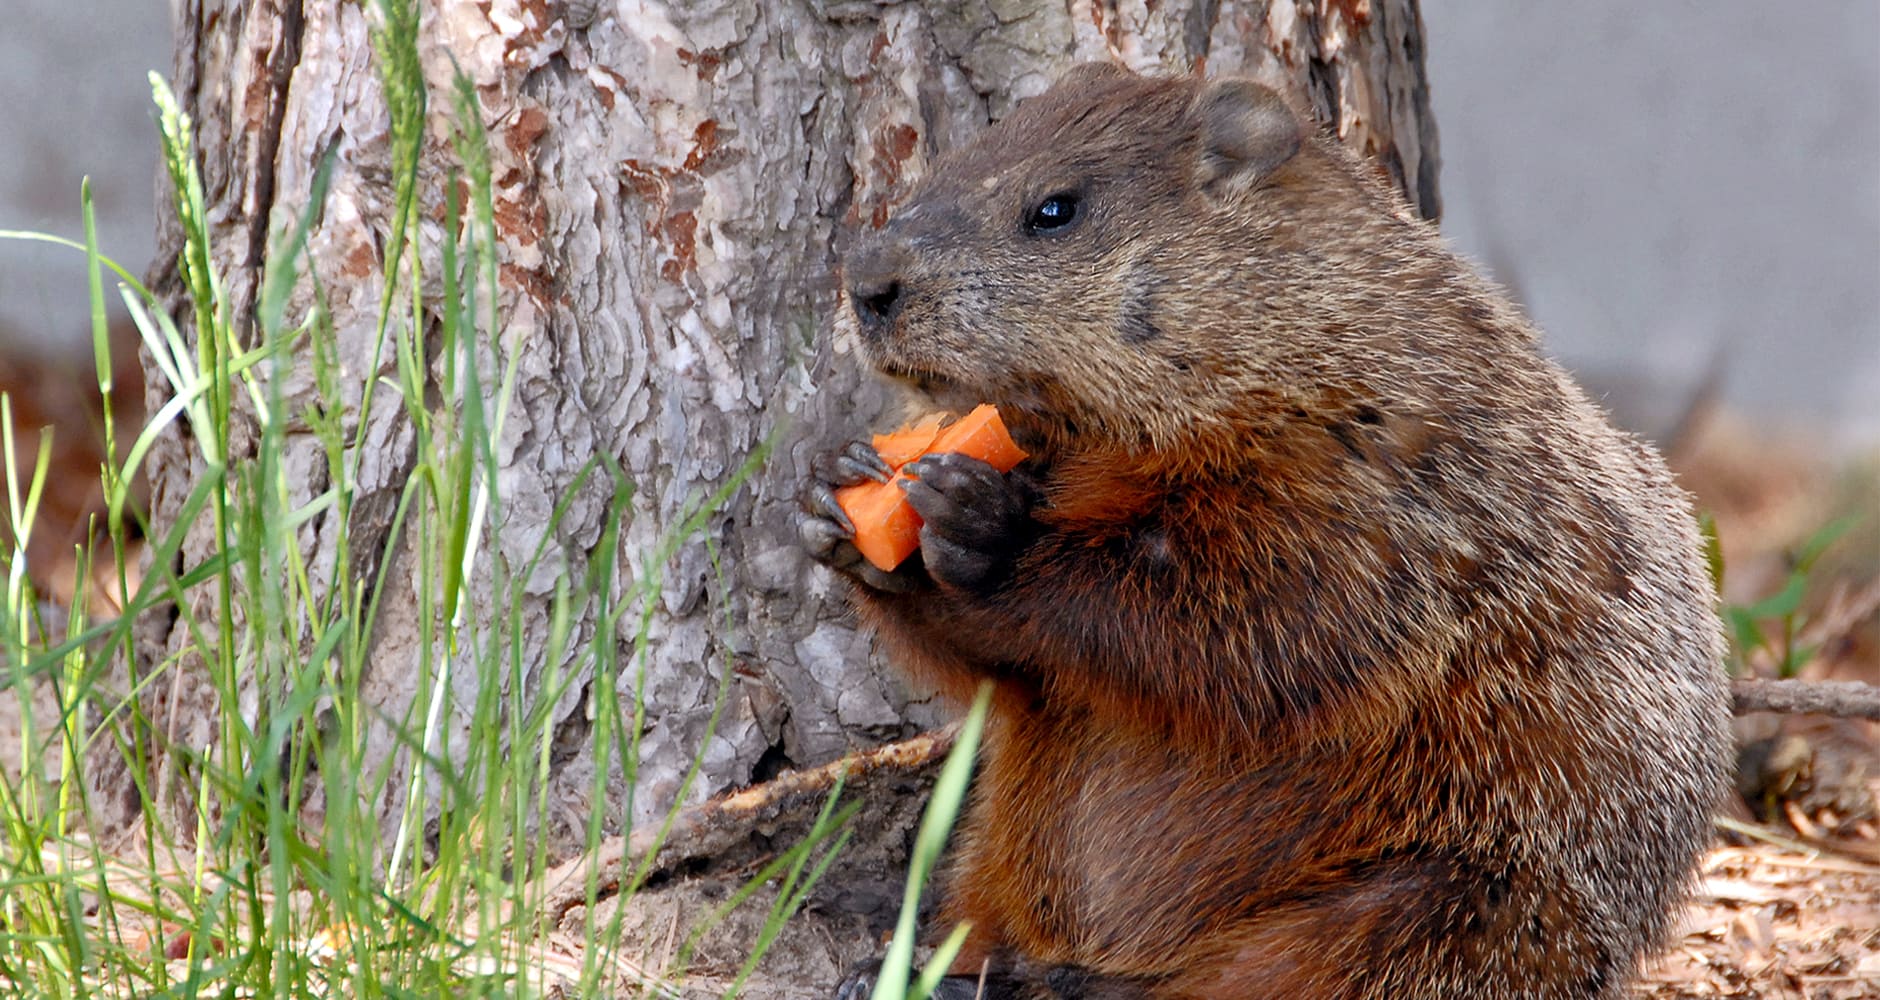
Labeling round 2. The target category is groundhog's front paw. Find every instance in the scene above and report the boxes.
[798,441,923,594]
[900,452,1034,593]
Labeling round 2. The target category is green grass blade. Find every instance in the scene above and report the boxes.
[873,683,994,1000]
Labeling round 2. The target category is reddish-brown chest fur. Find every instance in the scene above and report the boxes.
[854,412,1695,996]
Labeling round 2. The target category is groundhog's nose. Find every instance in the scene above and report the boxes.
[850,277,901,338]
[846,243,906,341]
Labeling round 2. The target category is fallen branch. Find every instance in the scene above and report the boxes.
[532,725,958,925]
[1731,678,1880,721]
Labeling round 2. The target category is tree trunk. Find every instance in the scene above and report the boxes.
[117,0,1439,858]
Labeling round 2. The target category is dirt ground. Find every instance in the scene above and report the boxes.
[43,738,1880,999]
[597,785,1880,1000]
[1638,844,1880,999]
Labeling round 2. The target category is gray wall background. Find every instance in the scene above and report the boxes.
[1,1,1875,447]
[0,0,170,363]
[1422,2,1879,451]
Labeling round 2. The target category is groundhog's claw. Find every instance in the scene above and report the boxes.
[815,439,892,487]
[800,442,924,594]
[795,510,851,561]
[796,508,922,593]
[834,440,893,484]
[902,452,1033,592]
[804,482,855,535]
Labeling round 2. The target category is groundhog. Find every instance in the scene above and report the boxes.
[799,63,1731,999]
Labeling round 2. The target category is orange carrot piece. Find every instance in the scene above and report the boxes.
[931,404,1028,472]
[836,404,1028,571]
[835,471,926,572]
[871,412,946,468]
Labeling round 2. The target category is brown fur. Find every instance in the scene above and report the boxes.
[820,64,1730,999]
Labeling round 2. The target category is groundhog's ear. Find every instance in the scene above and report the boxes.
[1191,79,1303,198]
[1052,61,1135,96]
[1056,61,1132,90]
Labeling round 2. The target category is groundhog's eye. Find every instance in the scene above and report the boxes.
[1025,191,1082,235]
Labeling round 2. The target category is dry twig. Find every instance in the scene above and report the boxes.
[1731,679,1880,721]
[533,726,957,924]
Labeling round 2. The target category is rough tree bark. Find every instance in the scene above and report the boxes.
[116,0,1439,858]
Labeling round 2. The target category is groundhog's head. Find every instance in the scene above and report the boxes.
[841,63,1428,461]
